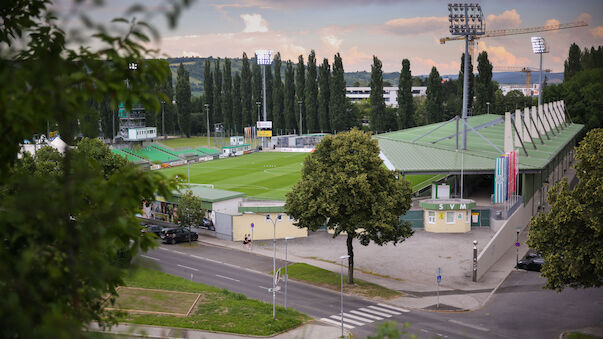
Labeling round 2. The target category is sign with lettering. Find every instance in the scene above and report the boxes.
[419,200,476,210]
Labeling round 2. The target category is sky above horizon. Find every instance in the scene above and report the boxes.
[64,0,603,75]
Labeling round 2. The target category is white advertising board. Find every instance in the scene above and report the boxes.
[257,121,272,129]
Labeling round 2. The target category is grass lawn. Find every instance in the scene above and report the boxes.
[159,136,259,149]
[113,287,198,315]
[159,151,442,200]
[284,263,402,300]
[566,333,603,339]
[114,267,309,336]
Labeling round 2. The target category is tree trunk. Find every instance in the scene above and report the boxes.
[346,234,354,284]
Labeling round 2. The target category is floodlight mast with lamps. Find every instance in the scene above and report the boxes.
[531,37,548,107]
[255,50,273,147]
[448,3,485,150]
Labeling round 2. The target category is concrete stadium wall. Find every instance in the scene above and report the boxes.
[232,213,308,242]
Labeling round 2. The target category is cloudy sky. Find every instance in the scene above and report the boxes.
[73,0,603,75]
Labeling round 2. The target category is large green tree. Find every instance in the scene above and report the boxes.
[285,129,413,283]
[305,50,319,133]
[560,68,603,133]
[176,63,192,137]
[252,60,262,125]
[528,129,603,291]
[329,53,348,132]
[284,60,297,132]
[318,57,331,133]
[213,58,222,126]
[475,51,494,115]
[272,52,284,133]
[241,52,252,127]
[397,59,415,129]
[295,55,305,134]
[369,56,386,133]
[425,66,444,123]
[232,71,242,134]
[564,43,582,81]
[265,64,273,122]
[178,190,204,244]
[222,58,233,134]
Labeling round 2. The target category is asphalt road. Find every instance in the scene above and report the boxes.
[140,243,502,338]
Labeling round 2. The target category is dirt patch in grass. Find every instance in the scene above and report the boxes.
[112,287,199,315]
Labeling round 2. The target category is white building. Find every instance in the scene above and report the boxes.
[499,83,540,97]
[346,86,427,107]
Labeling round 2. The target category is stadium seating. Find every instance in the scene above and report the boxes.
[196,147,220,156]
[112,149,147,164]
[124,146,180,163]
[151,144,181,157]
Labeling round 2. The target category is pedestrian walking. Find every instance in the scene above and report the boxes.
[243,234,249,247]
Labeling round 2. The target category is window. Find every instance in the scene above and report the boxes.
[428,211,435,224]
[446,211,455,224]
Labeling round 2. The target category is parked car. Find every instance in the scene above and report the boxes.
[161,227,198,244]
[199,217,215,230]
[518,252,544,271]
[143,224,164,237]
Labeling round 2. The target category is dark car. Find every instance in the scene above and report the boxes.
[518,252,544,271]
[161,227,198,244]
[143,224,163,237]
[199,217,215,231]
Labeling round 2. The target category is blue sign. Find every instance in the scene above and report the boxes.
[251,223,254,228]
[437,275,442,283]
[515,242,520,247]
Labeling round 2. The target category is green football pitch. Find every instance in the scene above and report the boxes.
[158,152,443,200]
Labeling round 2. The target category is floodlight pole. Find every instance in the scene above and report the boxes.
[538,53,543,107]
[462,33,470,150]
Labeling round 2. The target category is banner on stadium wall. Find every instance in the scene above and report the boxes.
[244,127,252,140]
[257,130,272,137]
[494,150,519,204]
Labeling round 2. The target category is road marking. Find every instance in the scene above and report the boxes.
[448,319,490,332]
[358,307,392,318]
[177,264,199,272]
[215,274,240,282]
[368,305,401,315]
[377,303,410,313]
[350,310,383,320]
[342,312,373,323]
[329,315,365,326]
[141,255,160,261]
[320,318,354,329]
[258,286,270,290]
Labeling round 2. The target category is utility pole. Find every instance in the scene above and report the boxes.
[205,104,210,147]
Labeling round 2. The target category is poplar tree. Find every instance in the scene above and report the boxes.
[272,52,284,133]
[295,55,305,134]
[222,58,233,134]
[318,58,331,133]
[330,53,347,132]
[176,63,192,137]
[284,60,297,132]
[564,43,582,81]
[232,72,242,134]
[213,58,222,126]
[159,62,176,135]
[252,60,262,125]
[203,59,213,128]
[458,53,474,115]
[425,66,444,124]
[397,59,415,129]
[369,56,386,133]
[475,51,494,115]
[241,52,252,128]
[305,50,319,133]
[265,64,273,122]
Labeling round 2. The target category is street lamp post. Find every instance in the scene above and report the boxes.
[531,37,548,107]
[448,3,485,150]
[487,102,490,115]
[472,240,478,282]
[284,236,295,309]
[339,255,350,337]
[266,213,282,319]
[298,100,303,136]
[204,104,210,147]
[256,101,261,142]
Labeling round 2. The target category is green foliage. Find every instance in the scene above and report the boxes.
[241,52,252,128]
[370,56,387,133]
[232,71,242,134]
[252,59,262,126]
[265,62,274,123]
[203,59,214,128]
[397,59,415,129]
[475,51,494,115]
[285,129,413,283]
[222,58,233,133]
[305,50,319,133]
[330,53,349,132]
[318,57,331,132]
[564,43,582,81]
[176,63,192,137]
[0,1,186,336]
[458,53,474,115]
[213,58,223,128]
[527,129,603,291]
[295,54,305,133]
[560,68,603,133]
[284,60,297,132]
[425,67,443,123]
[368,321,415,339]
[272,52,284,132]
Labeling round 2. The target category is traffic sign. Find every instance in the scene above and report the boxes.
[437,275,442,283]
[251,222,254,228]
[515,242,520,247]
[268,286,281,293]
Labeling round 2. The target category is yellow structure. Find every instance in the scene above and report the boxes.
[234,201,307,241]
[418,199,476,233]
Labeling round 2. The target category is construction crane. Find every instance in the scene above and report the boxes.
[440,20,588,59]
[494,66,551,96]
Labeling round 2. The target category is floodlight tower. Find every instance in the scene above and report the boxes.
[448,3,485,150]
[531,37,548,107]
[255,50,273,147]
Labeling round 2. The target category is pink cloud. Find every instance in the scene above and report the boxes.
[486,9,521,30]
[378,16,449,36]
[412,57,459,74]
[479,42,530,68]
[592,26,603,39]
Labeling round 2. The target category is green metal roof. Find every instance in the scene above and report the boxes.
[375,114,583,174]
[173,186,245,202]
